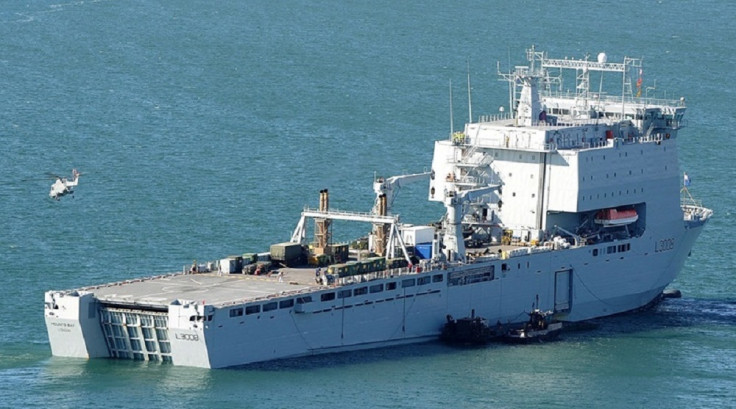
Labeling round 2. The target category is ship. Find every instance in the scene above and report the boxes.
[44,47,712,369]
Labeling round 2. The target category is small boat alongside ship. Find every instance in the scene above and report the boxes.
[502,310,562,344]
[440,301,562,345]
[44,47,711,368]
[440,311,502,345]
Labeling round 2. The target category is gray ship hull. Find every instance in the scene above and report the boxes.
[45,217,706,368]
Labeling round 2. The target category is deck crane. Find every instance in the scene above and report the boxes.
[372,171,431,215]
[371,172,431,256]
[442,184,500,262]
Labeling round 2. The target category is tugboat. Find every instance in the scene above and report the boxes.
[440,310,502,345]
[503,309,562,344]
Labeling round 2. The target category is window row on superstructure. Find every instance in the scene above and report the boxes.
[227,273,446,318]
[581,187,644,202]
[591,242,631,257]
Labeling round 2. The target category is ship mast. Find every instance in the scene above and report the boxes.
[449,79,454,135]
[467,58,473,123]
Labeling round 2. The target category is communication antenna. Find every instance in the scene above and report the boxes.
[449,79,454,136]
[467,58,473,123]
[507,47,513,113]
[596,53,606,125]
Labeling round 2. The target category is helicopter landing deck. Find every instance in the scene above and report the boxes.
[83,269,321,310]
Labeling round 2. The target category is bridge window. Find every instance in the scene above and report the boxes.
[262,302,277,312]
[279,299,294,309]
[402,278,416,288]
[321,292,335,302]
[417,276,431,286]
[229,308,243,317]
[370,284,384,293]
[354,287,368,296]
[386,282,397,290]
[245,305,260,315]
[432,274,444,283]
[448,269,493,286]
[338,289,352,299]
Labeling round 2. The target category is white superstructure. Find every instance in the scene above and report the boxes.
[44,48,711,368]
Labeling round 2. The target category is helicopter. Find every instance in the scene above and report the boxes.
[49,168,81,200]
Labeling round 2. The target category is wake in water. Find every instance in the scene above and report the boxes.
[569,296,736,340]
[657,297,736,326]
[2,0,112,24]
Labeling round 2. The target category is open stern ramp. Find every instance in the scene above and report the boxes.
[100,308,172,362]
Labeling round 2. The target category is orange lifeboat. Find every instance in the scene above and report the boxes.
[594,208,638,226]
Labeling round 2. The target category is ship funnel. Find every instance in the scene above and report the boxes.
[319,189,329,212]
[379,194,387,216]
[315,189,331,252]
[371,193,390,256]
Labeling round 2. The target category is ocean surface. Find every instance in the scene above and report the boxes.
[2,0,735,407]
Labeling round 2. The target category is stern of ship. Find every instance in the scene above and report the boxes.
[44,291,109,359]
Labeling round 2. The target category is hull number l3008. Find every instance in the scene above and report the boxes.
[655,238,675,253]
[175,333,199,341]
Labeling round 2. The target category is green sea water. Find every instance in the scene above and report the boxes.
[2,1,735,407]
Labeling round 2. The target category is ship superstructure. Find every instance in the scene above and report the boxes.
[44,48,711,368]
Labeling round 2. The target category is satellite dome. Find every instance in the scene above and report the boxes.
[597,52,607,64]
